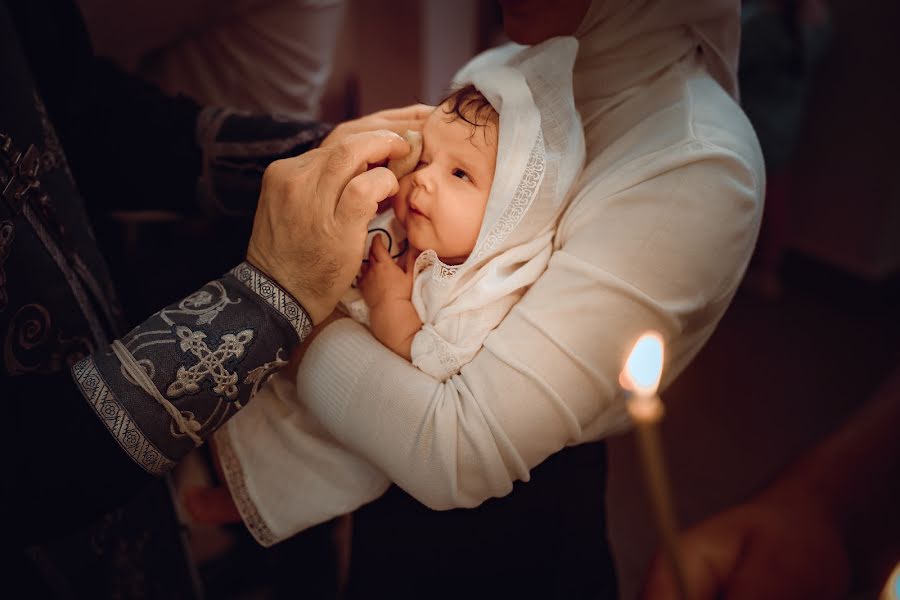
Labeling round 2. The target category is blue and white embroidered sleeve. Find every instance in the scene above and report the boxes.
[71,262,311,475]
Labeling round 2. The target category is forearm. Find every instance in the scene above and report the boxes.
[215,373,391,547]
[369,300,421,360]
[72,262,311,475]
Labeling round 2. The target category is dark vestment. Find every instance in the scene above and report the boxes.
[1,1,327,596]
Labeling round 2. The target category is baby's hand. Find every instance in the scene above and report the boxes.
[357,237,421,359]
[357,236,415,308]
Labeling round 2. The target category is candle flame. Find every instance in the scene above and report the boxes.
[621,332,664,396]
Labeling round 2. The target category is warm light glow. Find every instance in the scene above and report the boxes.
[621,332,664,396]
[881,561,900,600]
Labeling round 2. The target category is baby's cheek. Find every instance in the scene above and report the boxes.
[406,227,430,253]
[393,179,413,221]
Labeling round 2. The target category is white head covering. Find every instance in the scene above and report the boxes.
[341,37,585,380]
[409,37,585,380]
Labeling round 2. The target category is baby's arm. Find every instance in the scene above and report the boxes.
[357,236,421,360]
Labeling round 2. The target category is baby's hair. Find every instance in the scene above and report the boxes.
[440,84,499,141]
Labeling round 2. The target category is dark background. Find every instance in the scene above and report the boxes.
[80,1,900,598]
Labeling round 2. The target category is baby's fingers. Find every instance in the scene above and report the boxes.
[370,235,391,262]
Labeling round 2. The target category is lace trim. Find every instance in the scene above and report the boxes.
[216,426,277,547]
[72,356,175,475]
[426,327,461,379]
[407,131,545,289]
[229,262,313,341]
[414,249,459,286]
[472,131,546,263]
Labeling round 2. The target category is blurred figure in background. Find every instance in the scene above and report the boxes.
[77,0,344,117]
[739,0,831,299]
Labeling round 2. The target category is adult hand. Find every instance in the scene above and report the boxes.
[247,130,410,324]
[321,104,433,149]
[184,485,242,524]
[640,486,851,600]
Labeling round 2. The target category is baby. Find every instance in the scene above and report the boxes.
[206,36,587,547]
[345,85,500,373]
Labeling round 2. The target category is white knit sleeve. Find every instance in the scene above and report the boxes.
[293,144,763,510]
[216,372,390,547]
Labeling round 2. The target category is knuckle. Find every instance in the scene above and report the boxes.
[327,143,355,172]
[262,159,285,184]
[282,176,301,199]
[343,175,366,197]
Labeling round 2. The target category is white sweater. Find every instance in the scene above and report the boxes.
[219,42,764,545]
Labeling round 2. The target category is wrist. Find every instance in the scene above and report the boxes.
[370,303,421,351]
[242,255,328,325]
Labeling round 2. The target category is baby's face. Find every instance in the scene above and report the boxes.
[392,102,498,265]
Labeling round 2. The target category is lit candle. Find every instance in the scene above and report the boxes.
[621,332,691,600]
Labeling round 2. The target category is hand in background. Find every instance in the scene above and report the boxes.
[184,485,242,525]
[642,362,900,600]
[640,484,851,600]
[184,439,242,524]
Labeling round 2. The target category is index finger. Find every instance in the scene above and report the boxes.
[379,104,435,129]
[318,130,410,206]
[337,130,411,173]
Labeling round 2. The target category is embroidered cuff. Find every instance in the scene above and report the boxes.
[72,262,308,475]
[228,261,313,340]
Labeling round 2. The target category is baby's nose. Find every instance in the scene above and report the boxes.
[411,165,434,193]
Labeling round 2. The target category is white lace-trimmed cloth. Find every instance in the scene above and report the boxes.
[340,37,586,382]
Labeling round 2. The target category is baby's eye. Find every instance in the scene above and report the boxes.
[452,168,471,182]
[414,160,427,170]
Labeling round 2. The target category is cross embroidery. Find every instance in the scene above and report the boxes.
[167,326,254,400]
[0,135,42,215]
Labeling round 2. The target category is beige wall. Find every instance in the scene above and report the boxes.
[321,0,486,121]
